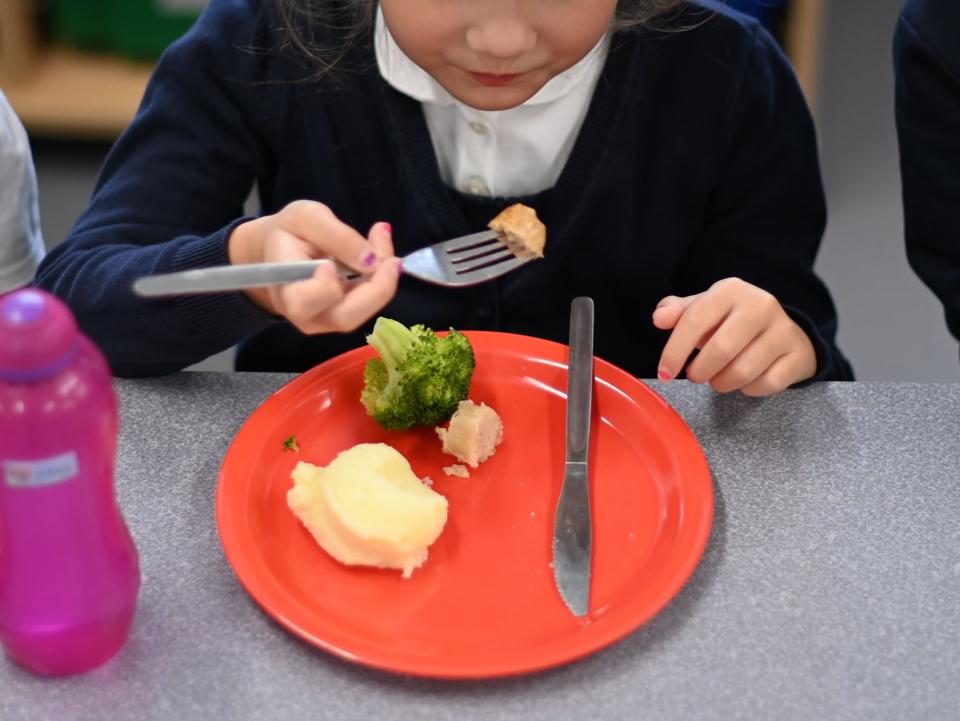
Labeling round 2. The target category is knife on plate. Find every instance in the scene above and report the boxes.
[552,296,594,617]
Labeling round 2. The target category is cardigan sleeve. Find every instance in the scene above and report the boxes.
[673,24,854,382]
[895,5,960,346]
[33,0,280,377]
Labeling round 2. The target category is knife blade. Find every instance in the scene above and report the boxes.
[132,259,339,297]
[552,296,595,617]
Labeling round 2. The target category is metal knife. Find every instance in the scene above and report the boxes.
[552,296,595,617]
[131,260,343,297]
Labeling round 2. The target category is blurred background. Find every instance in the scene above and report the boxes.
[1,0,956,379]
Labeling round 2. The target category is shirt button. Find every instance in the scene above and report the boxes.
[469,121,489,136]
[464,178,491,196]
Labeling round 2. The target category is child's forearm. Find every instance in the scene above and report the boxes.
[33,219,276,377]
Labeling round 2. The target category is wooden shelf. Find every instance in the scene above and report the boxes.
[2,46,153,140]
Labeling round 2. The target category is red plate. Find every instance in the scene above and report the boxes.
[216,331,713,678]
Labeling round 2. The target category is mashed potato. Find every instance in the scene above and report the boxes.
[287,443,448,578]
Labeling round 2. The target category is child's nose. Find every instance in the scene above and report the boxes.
[465,17,537,60]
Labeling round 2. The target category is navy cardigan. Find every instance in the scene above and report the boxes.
[35,0,852,380]
[895,0,960,346]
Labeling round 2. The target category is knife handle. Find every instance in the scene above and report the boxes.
[566,297,594,462]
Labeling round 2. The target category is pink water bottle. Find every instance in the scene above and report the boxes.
[0,288,139,676]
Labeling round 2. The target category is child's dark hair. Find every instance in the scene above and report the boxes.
[275,0,687,79]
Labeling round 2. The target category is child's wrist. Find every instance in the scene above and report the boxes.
[227,219,276,313]
[227,218,261,266]
[793,325,819,383]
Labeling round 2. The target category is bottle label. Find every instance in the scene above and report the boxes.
[3,452,79,488]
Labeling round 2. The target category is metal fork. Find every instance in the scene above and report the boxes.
[132,230,533,298]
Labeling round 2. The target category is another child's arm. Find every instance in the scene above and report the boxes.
[653,23,852,393]
[895,0,960,345]
[0,90,45,294]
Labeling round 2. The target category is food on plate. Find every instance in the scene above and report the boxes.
[287,443,448,578]
[436,400,504,468]
[488,204,546,258]
[442,464,470,478]
[360,316,475,430]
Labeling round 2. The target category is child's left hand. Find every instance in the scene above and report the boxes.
[652,278,817,396]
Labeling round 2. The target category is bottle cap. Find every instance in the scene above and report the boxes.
[0,289,79,382]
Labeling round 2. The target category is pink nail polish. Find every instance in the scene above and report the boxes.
[361,251,377,268]
[382,222,392,236]
[657,367,673,381]
[393,258,403,275]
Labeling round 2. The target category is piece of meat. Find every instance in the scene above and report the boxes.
[436,400,504,468]
[488,204,546,258]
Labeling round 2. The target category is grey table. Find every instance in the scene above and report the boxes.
[3,375,959,721]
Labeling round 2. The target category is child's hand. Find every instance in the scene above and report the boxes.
[228,201,400,334]
[652,278,817,396]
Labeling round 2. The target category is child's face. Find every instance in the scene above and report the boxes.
[380,0,617,111]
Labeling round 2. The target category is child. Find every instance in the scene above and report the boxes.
[0,90,45,295]
[895,0,960,349]
[34,0,853,392]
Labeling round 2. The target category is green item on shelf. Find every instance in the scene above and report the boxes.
[50,0,112,51]
[50,0,208,61]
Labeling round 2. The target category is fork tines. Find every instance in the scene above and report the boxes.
[446,233,519,276]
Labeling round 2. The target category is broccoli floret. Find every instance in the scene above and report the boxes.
[360,317,475,430]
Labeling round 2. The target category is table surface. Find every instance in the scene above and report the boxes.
[3,374,959,721]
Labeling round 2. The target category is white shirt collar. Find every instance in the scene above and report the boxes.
[373,6,610,197]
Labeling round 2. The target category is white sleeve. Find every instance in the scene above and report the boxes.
[0,90,45,294]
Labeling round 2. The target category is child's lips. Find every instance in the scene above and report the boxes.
[468,71,524,87]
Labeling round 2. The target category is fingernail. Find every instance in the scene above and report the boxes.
[382,222,392,236]
[392,258,403,275]
[655,299,669,310]
[657,367,673,382]
[361,250,378,268]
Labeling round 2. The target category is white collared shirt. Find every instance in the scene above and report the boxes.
[0,90,45,294]
[374,8,609,198]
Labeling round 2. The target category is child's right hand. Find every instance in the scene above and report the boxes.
[652,278,817,396]
[227,200,401,334]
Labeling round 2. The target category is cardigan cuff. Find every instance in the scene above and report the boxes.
[170,217,280,343]
[782,304,834,385]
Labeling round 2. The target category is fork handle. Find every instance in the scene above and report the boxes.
[133,259,356,298]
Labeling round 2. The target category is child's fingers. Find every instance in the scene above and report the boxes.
[652,295,694,330]
[336,222,396,293]
[320,257,402,333]
[657,295,733,381]
[253,227,323,314]
[260,226,314,263]
[705,332,784,393]
[275,254,401,335]
[279,200,380,273]
[272,261,347,333]
[740,353,806,397]
[367,222,395,261]
[685,309,765,384]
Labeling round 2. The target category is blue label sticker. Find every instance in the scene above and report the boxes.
[3,452,79,488]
